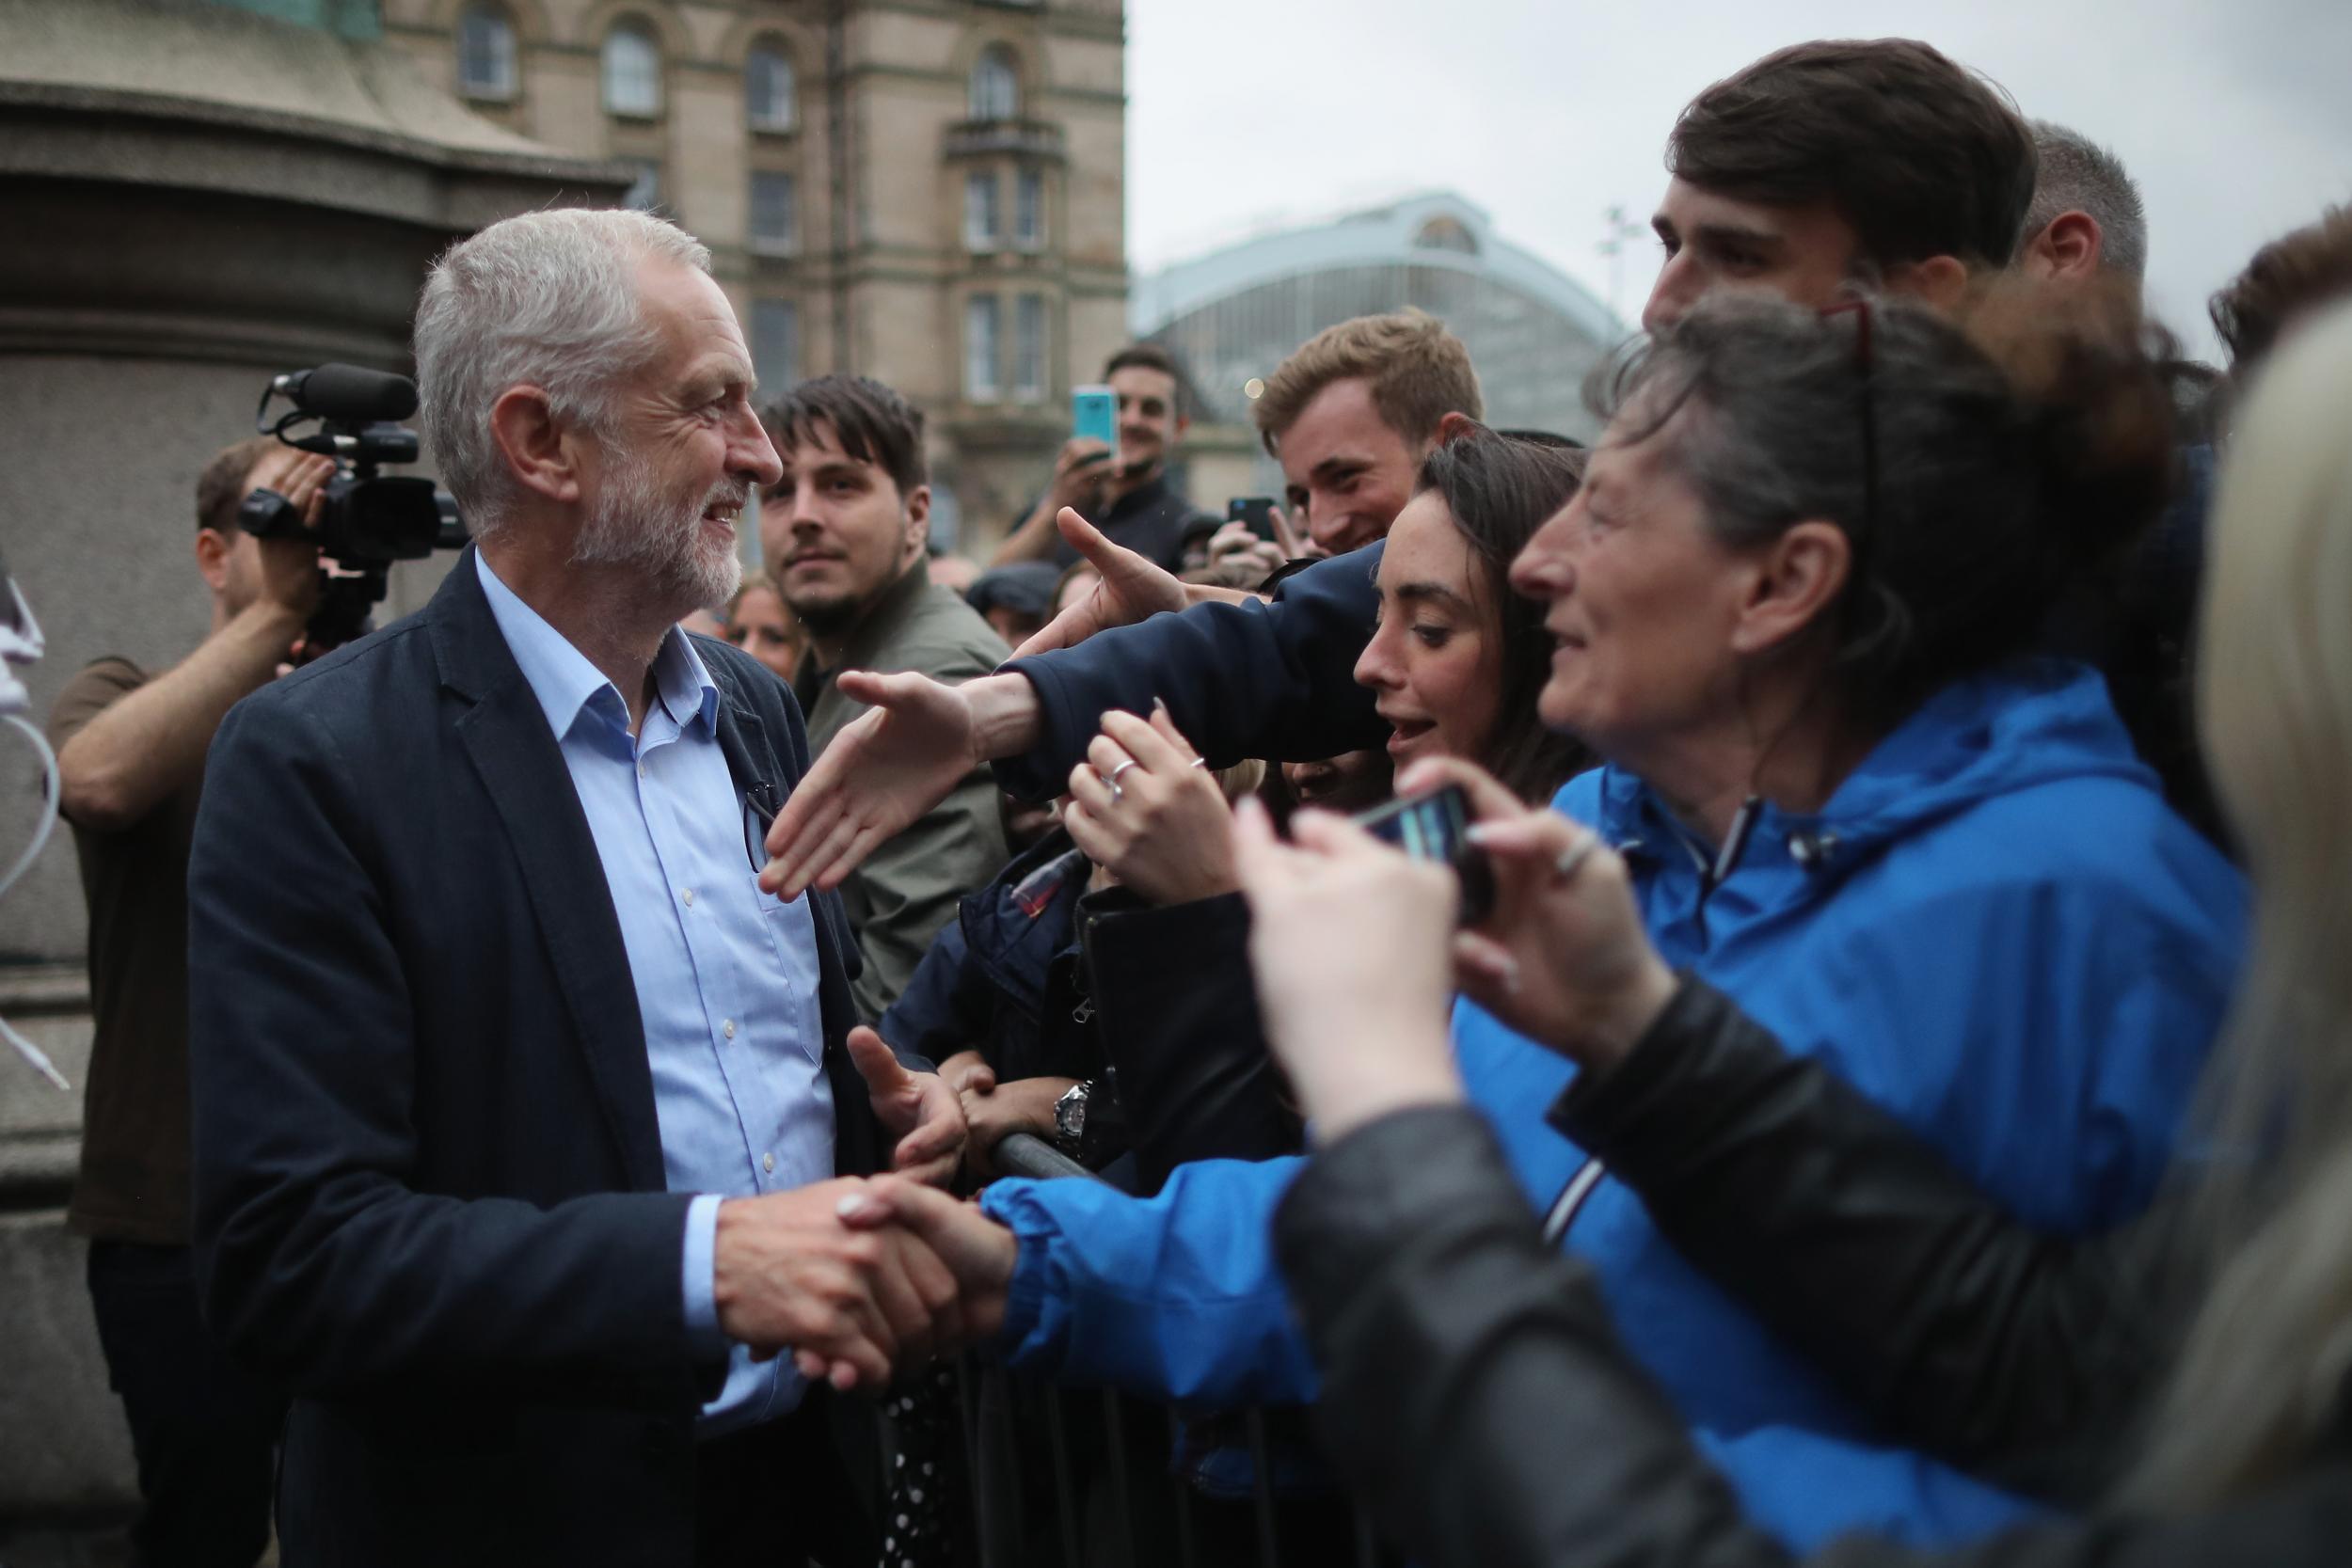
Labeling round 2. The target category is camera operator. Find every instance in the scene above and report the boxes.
[44,435,325,1568]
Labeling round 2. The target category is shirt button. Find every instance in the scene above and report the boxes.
[723,1019,737,1040]
[636,761,646,780]
[680,887,694,907]
[761,1152,775,1175]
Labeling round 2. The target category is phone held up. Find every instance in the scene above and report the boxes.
[1071,385,1118,450]
[1225,495,1280,545]
[1349,784,1497,926]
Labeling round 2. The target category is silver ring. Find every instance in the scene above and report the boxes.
[1187,756,1209,769]
[1553,836,1598,882]
[1106,759,1139,787]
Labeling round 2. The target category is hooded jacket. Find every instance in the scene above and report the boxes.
[978,659,2244,1549]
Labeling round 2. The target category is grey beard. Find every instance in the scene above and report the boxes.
[574,449,743,612]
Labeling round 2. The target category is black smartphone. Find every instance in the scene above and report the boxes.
[1349,784,1496,925]
[1226,495,1280,545]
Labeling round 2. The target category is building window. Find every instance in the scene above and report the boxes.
[746,42,795,132]
[456,4,516,101]
[621,158,661,212]
[1013,293,1046,403]
[1013,166,1044,251]
[969,45,1019,122]
[752,299,800,391]
[751,171,797,255]
[963,171,1000,252]
[964,295,1001,402]
[602,21,662,119]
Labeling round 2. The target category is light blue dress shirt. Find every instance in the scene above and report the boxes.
[476,552,835,1435]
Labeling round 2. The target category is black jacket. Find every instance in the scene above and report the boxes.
[187,552,898,1567]
[1275,1100,2352,1568]
[993,542,1387,800]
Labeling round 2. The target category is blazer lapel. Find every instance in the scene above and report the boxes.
[432,555,668,1193]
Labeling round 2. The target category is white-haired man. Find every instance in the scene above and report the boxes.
[185,208,966,1567]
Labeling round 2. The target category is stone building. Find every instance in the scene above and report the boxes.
[379,0,1133,555]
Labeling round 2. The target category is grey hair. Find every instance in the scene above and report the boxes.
[2020,120,2148,281]
[414,208,711,543]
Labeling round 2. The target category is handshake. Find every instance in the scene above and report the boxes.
[711,1173,1016,1390]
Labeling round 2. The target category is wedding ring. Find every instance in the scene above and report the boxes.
[1553,836,1598,882]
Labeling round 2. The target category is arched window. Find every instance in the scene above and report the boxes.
[456,3,516,100]
[602,21,662,119]
[968,45,1019,122]
[745,41,795,132]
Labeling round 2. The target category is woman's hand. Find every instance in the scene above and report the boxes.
[958,1074,1076,1180]
[1064,705,1241,905]
[1231,798,1464,1142]
[1398,758,1677,1074]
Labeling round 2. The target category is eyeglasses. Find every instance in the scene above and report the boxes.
[742,781,782,875]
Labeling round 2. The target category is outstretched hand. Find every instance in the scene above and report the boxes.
[1397,757,1676,1073]
[1231,799,1464,1141]
[1009,508,1190,659]
[760,670,982,898]
[795,1177,1021,1386]
[848,1027,966,1189]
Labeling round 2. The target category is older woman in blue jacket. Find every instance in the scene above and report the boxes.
[839,293,2246,1551]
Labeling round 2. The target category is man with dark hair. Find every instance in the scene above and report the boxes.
[49,434,329,1568]
[761,373,1011,1018]
[1646,38,2035,330]
[990,341,1215,573]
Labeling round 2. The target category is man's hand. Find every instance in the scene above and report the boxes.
[958,1074,1075,1180]
[848,1027,965,1189]
[712,1178,962,1389]
[1009,508,1189,659]
[244,447,336,626]
[1045,437,1117,513]
[837,1177,1018,1345]
[1200,521,1289,590]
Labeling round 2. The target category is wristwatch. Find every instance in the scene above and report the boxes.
[1052,1080,1091,1157]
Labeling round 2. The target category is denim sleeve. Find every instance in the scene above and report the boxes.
[978,1155,1324,1410]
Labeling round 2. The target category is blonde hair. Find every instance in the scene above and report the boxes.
[2125,298,2352,1507]
[1251,309,1483,456]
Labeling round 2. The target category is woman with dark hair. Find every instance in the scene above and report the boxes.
[1351,425,1589,805]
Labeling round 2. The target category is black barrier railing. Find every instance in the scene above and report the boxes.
[909,1133,1392,1568]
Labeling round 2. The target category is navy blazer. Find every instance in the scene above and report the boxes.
[188,550,896,1566]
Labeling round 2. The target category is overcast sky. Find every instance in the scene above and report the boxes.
[1124,0,2352,362]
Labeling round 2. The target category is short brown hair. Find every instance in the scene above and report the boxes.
[760,374,928,497]
[195,436,279,535]
[2210,205,2352,374]
[1668,39,2036,273]
[1251,309,1483,456]
[1103,341,1179,381]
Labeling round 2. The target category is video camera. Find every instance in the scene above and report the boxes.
[239,364,467,656]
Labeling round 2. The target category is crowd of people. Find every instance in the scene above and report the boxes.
[40,26,2352,1568]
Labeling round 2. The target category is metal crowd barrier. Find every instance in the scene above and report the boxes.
[900,1133,1393,1568]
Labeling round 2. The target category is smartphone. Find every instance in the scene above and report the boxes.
[1072,385,1117,448]
[1226,496,1280,545]
[1350,784,1497,925]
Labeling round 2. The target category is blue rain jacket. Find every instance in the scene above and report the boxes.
[979,659,2245,1549]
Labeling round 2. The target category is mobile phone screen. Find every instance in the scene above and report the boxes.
[1072,386,1117,447]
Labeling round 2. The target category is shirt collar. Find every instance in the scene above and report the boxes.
[474,550,719,743]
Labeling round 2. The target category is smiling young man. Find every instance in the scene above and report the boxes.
[991,342,1218,572]
[762,374,1012,1020]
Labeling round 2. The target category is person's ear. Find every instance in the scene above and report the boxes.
[1883,254,1972,313]
[902,484,932,560]
[487,384,586,506]
[1434,411,1478,445]
[1730,520,1850,658]
[2029,211,2104,281]
[194,528,231,593]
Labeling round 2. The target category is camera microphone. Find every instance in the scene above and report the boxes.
[272,364,420,424]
